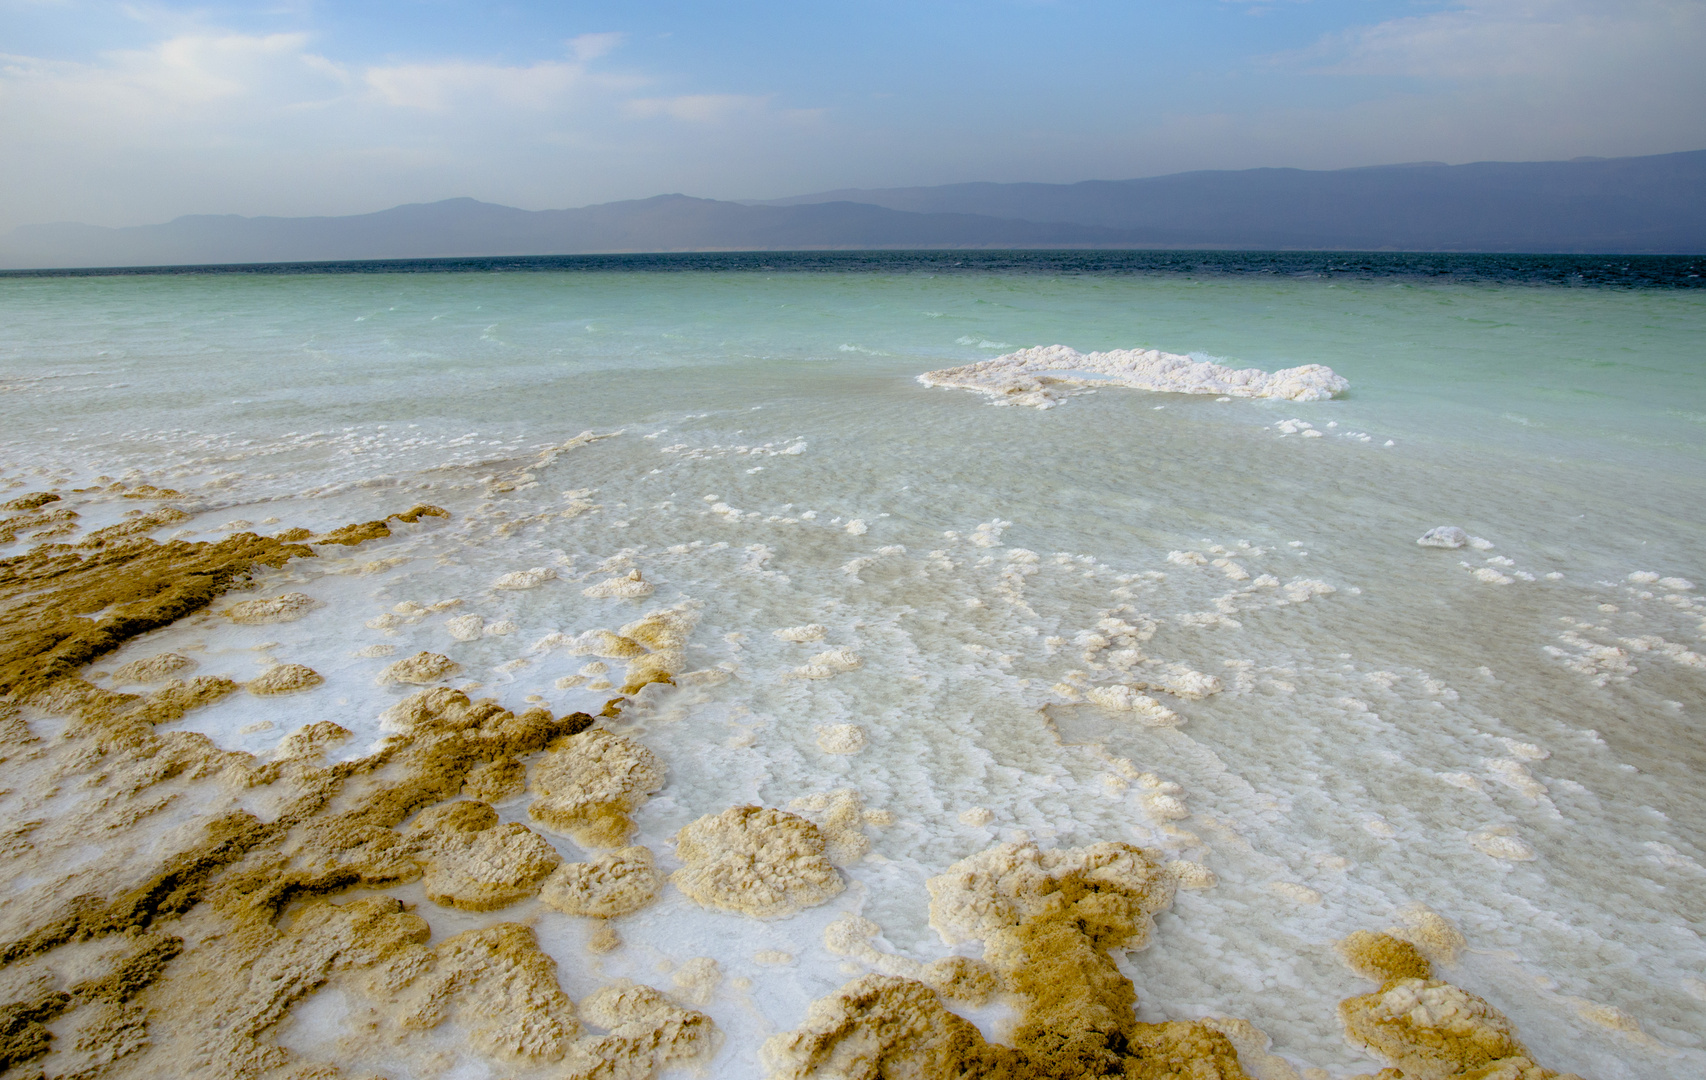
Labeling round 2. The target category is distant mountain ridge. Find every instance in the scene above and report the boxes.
[758,151,1706,253]
[3,150,1702,269]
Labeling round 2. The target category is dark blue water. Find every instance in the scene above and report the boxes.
[4,249,1703,287]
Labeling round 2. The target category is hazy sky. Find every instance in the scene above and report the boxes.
[2,0,1703,230]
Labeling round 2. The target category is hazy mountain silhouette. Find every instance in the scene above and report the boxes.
[2,150,1701,269]
[760,151,1706,253]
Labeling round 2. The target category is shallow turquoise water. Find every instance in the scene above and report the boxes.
[1,267,1703,1078]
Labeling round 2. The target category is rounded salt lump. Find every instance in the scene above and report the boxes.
[1417,526,1469,549]
[672,805,844,918]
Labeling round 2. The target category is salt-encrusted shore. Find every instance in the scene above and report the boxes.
[919,344,1349,408]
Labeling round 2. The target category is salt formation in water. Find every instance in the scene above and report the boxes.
[247,662,324,696]
[111,650,197,683]
[378,650,462,685]
[1338,932,1584,1080]
[539,846,663,919]
[0,509,719,1079]
[528,728,665,847]
[409,800,562,911]
[766,840,1257,1079]
[1418,527,1470,549]
[918,344,1348,408]
[0,429,1693,1080]
[672,806,844,917]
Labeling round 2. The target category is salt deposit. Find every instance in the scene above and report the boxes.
[672,806,845,918]
[1,266,1700,1080]
[919,344,1348,408]
[1419,526,1470,549]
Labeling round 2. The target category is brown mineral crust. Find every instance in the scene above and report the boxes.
[568,980,722,1077]
[377,651,461,686]
[133,675,241,723]
[76,507,192,547]
[248,664,325,697]
[0,505,80,546]
[539,846,662,919]
[0,530,312,701]
[528,728,664,848]
[391,921,579,1062]
[1334,932,1583,1080]
[0,688,607,1076]
[761,974,1006,1080]
[408,800,562,911]
[307,504,449,547]
[0,810,272,969]
[672,806,844,919]
[618,655,676,696]
[462,755,526,802]
[390,504,450,523]
[111,652,198,685]
[767,841,1251,1080]
[2,492,60,512]
[1341,930,1434,983]
[310,521,394,546]
[921,955,1002,1006]
[223,592,319,625]
[120,485,183,500]
[0,502,724,1078]
[275,721,352,762]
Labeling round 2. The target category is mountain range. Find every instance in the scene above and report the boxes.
[3,150,1703,269]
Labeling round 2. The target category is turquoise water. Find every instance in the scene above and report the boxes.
[2,264,1704,1078]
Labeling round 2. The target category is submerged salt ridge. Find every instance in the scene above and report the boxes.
[919,344,1350,408]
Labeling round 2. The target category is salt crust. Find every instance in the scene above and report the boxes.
[445,612,485,640]
[774,623,828,642]
[222,591,319,624]
[378,650,462,685]
[671,805,844,918]
[814,723,866,754]
[0,507,715,1079]
[409,800,562,911]
[918,344,1348,409]
[111,651,198,684]
[1083,685,1181,725]
[1338,931,1584,1080]
[768,840,1262,1080]
[787,789,873,865]
[583,568,655,599]
[246,663,324,696]
[493,566,557,590]
[822,913,1002,1005]
[792,646,862,680]
[539,846,662,918]
[529,729,665,848]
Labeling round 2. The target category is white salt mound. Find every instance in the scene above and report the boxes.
[1417,526,1469,549]
[918,344,1348,409]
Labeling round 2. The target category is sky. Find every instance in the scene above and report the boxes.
[1,0,1704,230]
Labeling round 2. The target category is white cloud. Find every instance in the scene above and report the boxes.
[569,33,625,62]
[0,25,832,230]
[1291,0,1706,81]
[625,93,769,123]
[366,59,610,111]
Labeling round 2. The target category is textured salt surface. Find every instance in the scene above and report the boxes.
[0,269,1701,1080]
[919,345,1349,408]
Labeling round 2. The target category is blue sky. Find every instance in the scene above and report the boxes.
[2,1,1703,229]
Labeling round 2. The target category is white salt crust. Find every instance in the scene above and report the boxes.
[918,344,1348,408]
[5,388,1703,1080]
